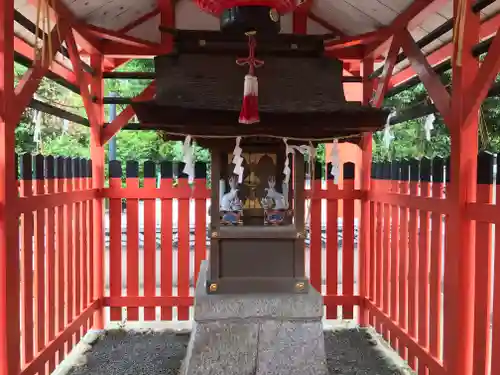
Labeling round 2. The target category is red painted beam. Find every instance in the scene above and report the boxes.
[158,0,175,51]
[365,0,449,58]
[119,8,161,34]
[399,29,451,121]
[293,8,307,34]
[87,25,160,48]
[12,20,70,126]
[463,26,500,125]
[14,35,78,87]
[26,0,101,54]
[372,35,401,108]
[0,0,21,372]
[66,30,99,127]
[325,45,367,60]
[391,12,500,87]
[325,30,385,49]
[101,82,156,145]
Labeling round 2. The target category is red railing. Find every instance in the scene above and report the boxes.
[16,154,101,375]
[11,152,500,375]
[367,152,500,375]
[101,160,361,322]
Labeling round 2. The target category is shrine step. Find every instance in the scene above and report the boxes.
[179,261,328,375]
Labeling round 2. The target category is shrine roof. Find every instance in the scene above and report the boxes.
[12,0,500,88]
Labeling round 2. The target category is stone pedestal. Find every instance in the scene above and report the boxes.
[180,261,328,375]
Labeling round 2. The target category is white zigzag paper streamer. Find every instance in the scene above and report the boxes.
[182,135,195,183]
[329,139,340,185]
[424,113,435,141]
[383,112,396,149]
[232,136,244,184]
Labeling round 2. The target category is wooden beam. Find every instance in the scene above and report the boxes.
[89,52,105,329]
[119,8,160,34]
[87,24,161,48]
[25,0,102,55]
[462,27,500,123]
[12,20,70,127]
[13,10,93,74]
[399,29,451,122]
[29,98,89,125]
[389,11,500,87]
[0,0,21,372]
[66,30,98,127]
[158,0,174,51]
[371,0,496,79]
[101,71,362,82]
[100,82,156,145]
[14,35,79,93]
[444,1,480,375]
[365,0,450,58]
[372,35,401,108]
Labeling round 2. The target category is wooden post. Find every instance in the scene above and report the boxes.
[359,57,374,326]
[444,1,480,374]
[90,53,105,329]
[0,0,20,372]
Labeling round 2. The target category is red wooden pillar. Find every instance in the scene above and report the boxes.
[359,57,374,326]
[90,53,106,329]
[0,0,20,372]
[444,1,480,374]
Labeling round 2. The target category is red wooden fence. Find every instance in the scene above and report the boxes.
[17,154,100,375]
[102,159,361,322]
[10,152,500,375]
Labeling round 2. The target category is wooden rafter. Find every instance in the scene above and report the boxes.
[372,35,401,108]
[119,8,161,34]
[365,0,450,58]
[390,11,500,88]
[100,82,156,145]
[399,29,451,122]
[66,30,99,127]
[12,19,70,127]
[462,27,500,122]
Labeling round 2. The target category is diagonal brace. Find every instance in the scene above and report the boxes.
[372,34,401,108]
[400,29,451,122]
[100,82,156,145]
[12,20,70,126]
[66,30,99,128]
[462,27,500,124]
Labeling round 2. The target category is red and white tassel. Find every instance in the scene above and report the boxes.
[239,74,259,124]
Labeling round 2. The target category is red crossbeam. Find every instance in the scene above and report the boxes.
[399,29,451,122]
[14,35,78,87]
[372,35,401,108]
[65,31,99,127]
[158,0,175,51]
[12,20,70,126]
[119,8,161,34]
[462,27,500,124]
[100,82,156,145]
[391,12,500,87]
[365,0,449,58]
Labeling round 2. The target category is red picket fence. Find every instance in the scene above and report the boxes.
[10,151,500,375]
[16,154,101,375]
[367,152,500,375]
[101,159,361,322]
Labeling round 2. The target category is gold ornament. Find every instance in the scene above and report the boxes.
[269,8,279,23]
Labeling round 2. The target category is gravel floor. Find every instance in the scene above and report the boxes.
[64,327,412,375]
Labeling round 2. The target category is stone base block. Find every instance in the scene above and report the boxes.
[179,261,328,375]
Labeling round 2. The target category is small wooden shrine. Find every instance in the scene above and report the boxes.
[132,6,389,297]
